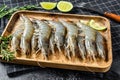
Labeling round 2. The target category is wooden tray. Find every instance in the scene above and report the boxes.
[0,10,112,72]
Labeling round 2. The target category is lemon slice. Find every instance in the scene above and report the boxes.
[88,19,107,30]
[57,1,73,12]
[40,2,57,10]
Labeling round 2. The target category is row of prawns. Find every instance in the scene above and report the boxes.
[11,15,106,60]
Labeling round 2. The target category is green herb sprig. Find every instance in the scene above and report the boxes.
[0,36,15,61]
[0,5,38,19]
[0,5,7,12]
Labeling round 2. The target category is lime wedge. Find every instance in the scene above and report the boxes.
[40,2,57,10]
[88,19,107,30]
[80,20,89,25]
[57,1,73,12]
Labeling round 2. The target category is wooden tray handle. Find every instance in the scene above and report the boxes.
[104,12,120,22]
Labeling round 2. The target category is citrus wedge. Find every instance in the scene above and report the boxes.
[80,20,89,25]
[88,19,107,30]
[57,1,73,12]
[40,2,57,10]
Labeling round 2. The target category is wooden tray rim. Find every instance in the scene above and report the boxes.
[0,10,112,69]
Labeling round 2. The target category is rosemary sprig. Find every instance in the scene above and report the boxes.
[0,5,7,12]
[1,49,14,61]
[0,5,38,19]
[0,36,15,61]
